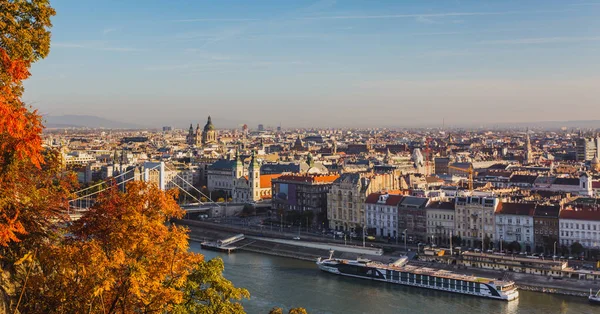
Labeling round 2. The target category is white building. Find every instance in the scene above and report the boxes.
[494,202,536,252]
[426,201,455,246]
[559,205,600,249]
[207,159,237,193]
[532,174,592,196]
[365,193,404,238]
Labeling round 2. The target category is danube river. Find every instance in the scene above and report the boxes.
[190,242,595,314]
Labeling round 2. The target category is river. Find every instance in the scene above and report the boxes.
[190,242,596,314]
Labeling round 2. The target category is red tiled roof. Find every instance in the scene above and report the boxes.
[560,206,600,221]
[496,202,536,216]
[365,193,404,206]
[260,174,282,188]
[275,174,340,184]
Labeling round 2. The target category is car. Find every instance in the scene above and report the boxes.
[293,236,301,240]
[366,236,376,241]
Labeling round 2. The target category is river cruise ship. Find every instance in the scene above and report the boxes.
[317,253,518,301]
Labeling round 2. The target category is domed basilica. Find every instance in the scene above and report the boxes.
[186,116,217,146]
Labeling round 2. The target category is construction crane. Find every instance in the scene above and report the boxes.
[448,163,474,191]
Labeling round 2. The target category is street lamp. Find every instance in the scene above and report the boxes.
[554,241,557,261]
[363,225,366,248]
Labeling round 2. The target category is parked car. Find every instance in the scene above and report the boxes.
[293,236,301,240]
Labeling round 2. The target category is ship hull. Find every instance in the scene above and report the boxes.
[317,261,518,301]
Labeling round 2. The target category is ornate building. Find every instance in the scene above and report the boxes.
[231,151,281,203]
[202,116,217,145]
[186,123,201,146]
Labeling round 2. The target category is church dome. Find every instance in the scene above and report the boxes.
[204,116,215,132]
[591,156,600,171]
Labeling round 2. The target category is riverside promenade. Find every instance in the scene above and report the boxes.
[177,219,597,298]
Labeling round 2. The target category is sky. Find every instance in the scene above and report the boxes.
[23,0,600,129]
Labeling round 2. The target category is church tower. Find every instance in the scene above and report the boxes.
[186,124,194,145]
[248,151,260,201]
[525,129,533,165]
[384,148,392,165]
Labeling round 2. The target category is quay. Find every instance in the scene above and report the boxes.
[200,233,245,253]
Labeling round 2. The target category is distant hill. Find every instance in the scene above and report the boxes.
[43,115,145,129]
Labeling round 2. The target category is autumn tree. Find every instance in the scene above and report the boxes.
[0,0,56,247]
[1,2,252,313]
[172,257,249,314]
[17,182,202,313]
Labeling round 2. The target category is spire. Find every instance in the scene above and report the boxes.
[384,148,391,164]
[307,152,314,167]
[525,128,532,164]
[250,150,259,169]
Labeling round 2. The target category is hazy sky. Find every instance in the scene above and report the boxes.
[23,0,600,128]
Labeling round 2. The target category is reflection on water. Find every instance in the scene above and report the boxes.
[189,242,594,314]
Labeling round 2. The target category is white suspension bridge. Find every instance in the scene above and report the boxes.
[68,162,223,220]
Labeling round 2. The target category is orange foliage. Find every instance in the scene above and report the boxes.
[0,47,44,169]
[0,150,75,247]
[20,181,204,313]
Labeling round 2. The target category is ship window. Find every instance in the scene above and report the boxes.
[443,278,449,288]
[386,270,392,280]
[393,271,399,281]
[416,274,421,284]
[476,283,481,293]
[401,272,408,282]
[450,279,456,289]
[430,276,435,286]
[469,282,474,292]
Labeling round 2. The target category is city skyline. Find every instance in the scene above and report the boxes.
[23,0,600,128]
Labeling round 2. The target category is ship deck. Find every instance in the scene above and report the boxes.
[334,259,513,286]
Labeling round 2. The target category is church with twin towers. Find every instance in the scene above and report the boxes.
[187,116,217,146]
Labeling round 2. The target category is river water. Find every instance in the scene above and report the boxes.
[190,242,596,314]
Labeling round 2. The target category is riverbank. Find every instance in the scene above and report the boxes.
[178,219,596,298]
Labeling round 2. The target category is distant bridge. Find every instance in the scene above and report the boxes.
[68,162,222,220]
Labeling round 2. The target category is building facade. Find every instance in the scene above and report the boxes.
[559,205,600,249]
[494,202,536,252]
[533,205,561,254]
[327,171,401,232]
[271,174,340,219]
[455,195,499,248]
[365,193,403,238]
[398,196,429,243]
[426,201,455,246]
